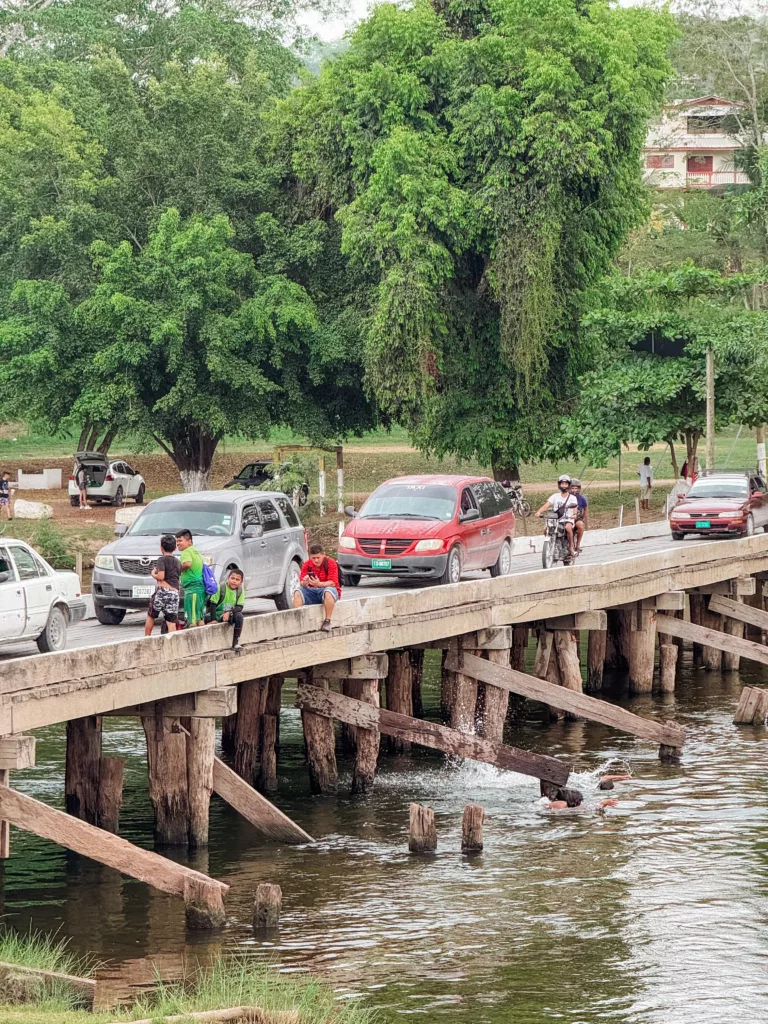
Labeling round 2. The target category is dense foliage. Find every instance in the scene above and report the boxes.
[280,0,676,476]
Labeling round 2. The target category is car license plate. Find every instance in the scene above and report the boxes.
[132,585,154,598]
[371,558,391,570]
[695,521,711,529]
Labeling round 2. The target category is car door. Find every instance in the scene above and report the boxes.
[756,477,768,526]
[235,464,255,488]
[112,462,131,499]
[0,545,26,639]
[255,498,285,589]
[8,543,51,635]
[239,500,269,590]
[471,482,504,566]
[457,487,485,569]
[122,462,140,497]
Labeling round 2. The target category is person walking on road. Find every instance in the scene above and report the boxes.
[0,472,15,520]
[209,568,246,650]
[570,478,589,555]
[175,529,206,626]
[293,543,341,632]
[637,457,653,511]
[145,534,181,635]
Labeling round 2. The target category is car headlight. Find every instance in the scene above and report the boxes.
[414,539,444,552]
[94,555,114,570]
[338,536,356,549]
[669,511,687,520]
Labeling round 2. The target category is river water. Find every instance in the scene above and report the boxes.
[1,646,767,1024]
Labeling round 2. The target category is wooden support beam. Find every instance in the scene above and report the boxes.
[352,680,380,794]
[142,714,189,847]
[0,786,227,912]
[0,736,35,770]
[445,652,685,749]
[0,770,9,859]
[0,960,96,1008]
[65,717,102,825]
[461,804,484,854]
[629,607,657,693]
[709,593,768,632]
[733,686,768,725]
[295,682,570,784]
[234,679,267,785]
[641,592,686,611]
[695,575,756,596]
[185,719,215,849]
[412,627,513,650]
[544,611,607,631]
[586,630,606,691]
[656,613,768,667]
[211,755,312,844]
[306,654,388,680]
[105,688,239,718]
[385,651,413,753]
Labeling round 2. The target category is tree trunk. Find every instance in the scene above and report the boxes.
[97,427,117,455]
[666,440,678,479]
[168,427,219,493]
[86,423,100,451]
[77,422,91,452]
[492,461,519,483]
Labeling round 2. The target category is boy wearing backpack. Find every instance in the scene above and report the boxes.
[208,568,246,649]
[175,529,206,627]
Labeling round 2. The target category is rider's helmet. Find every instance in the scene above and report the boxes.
[502,479,512,488]
[570,477,581,487]
[557,474,571,485]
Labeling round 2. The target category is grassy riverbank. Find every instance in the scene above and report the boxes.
[0,933,375,1024]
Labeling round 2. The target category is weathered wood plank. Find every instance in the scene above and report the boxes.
[445,651,685,748]
[641,591,686,611]
[0,960,96,1008]
[105,688,238,718]
[211,756,312,844]
[696,575,756,596]
[411,627,513,651]
[544,611,607,630]
[655,613,768,667]
[709,593,768,632]
[314,654,389,680]
[295,682,570,784]
[0,787,228,901]
[0,735,35,770]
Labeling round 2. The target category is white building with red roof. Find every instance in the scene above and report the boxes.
[643,96,751,189]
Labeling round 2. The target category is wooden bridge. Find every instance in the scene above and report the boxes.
[3,532,768,929]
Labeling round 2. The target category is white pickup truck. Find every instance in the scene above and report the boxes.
[0,539,86,653]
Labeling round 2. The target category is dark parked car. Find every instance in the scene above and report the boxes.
[224,461,309,505]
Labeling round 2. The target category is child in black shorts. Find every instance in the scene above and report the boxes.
[144,534,181,635]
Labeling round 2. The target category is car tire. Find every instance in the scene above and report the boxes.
[342,571,361,587]
[274,559,302,611]
[671,531,685,541]
[746,514,755,537]
[112,486,124,507]
[70,496,79,507]
[489,539,512,578]
[438,545,462,585]
[542,539,554,569]
[95,604,126,626]
[36,606,68,653]
[135,484,145,504]
[298,485,309,507]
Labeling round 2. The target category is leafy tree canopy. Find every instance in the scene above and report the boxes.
[279,0,676,475]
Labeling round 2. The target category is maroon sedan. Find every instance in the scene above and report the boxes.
[669,472,768,539]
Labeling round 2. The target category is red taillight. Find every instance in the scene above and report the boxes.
[69,475,74,481]
[106,474,114,482]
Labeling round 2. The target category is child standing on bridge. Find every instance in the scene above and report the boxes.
[175,529,206,627]
[145,534,181,635]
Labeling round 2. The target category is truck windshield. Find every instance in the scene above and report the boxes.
[359,484,457,521]
[687,480,749,499]
[129,502,235,536]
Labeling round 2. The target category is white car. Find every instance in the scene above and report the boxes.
[68,451,146,507]
[0,539,86,652]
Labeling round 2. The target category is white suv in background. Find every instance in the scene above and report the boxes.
[68,452,146,507]
[0,539,86,652]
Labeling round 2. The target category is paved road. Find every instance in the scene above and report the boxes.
[0,533,691,661]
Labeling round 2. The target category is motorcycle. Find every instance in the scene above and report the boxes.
[541,512,573,568]
[502,480,531,517]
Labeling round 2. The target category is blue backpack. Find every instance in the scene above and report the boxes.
[202,563,219,597]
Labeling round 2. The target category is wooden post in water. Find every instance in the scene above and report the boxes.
[253,882,282,930]
[512,626,529,672]
[722,595,745,671]
[385,651,413,753]
[410,648,425,719]
[440,649,455,724]
[65,716,102,825]
[733,686,768,725]
[301,672,338,795]
[629,606,657,693]
[586,629,606,691]
[352,680,380,794]
[450,650,478,733]
[553,631,583,698]
[142,713,190,846]
[476,647,511,743]
[234,679,267,784]
[97,757,124,834]
[659,644,678,693]
[409,803,436,853]
[461,804,484,854]
[605,608,631,672]
[185,718,215,849]
[701,598,723,672]
[339,679,357,757]
[689,592,705,667]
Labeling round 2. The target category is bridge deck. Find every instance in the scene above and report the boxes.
[2,534,767,735]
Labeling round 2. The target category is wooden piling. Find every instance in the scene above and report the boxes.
[689,593,705,667]
[553,630,583,698]
[258,715,279,793]
[186,718,215,849]
[220,695,237,757]
[301,674,338,795]
[450,656,478,734]
[410,648,425,719]
[253,882,282,930]
[629,607,657,694]
[605,609,631,671]
[476,648,510,742]
[385,651,413,753]
[733,686,768,725]
[65,716,102,825]
[142,714,190,846]
[440,649,455,724]
[586,630,606,691]
[658,644,678,693]
[409,803,436,853]
[512,626,529,672]
[722,595,745,671]
[183,875,227,931]
[461,804,484,854]
[233,679,267,784]
[701,600,723,672]
[96,757,124,834]
[352,680,380,794]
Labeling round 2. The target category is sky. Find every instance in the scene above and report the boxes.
[300,0,375,41]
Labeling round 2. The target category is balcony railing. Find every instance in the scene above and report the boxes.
[686,170,751,187]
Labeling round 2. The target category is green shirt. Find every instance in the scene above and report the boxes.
[179,544,204,587]
[212,583,244,620]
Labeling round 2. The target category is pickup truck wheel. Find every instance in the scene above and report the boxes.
[37,606,68,653]
[95,604,126,626]
[274,559,302,611]
[135,484,145,504]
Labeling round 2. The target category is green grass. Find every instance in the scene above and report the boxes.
[0,929,92,977]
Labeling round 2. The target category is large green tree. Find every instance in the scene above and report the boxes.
[278,0,676,477]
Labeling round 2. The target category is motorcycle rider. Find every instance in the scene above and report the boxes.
[570,478,589,555]
[535,474,578,559]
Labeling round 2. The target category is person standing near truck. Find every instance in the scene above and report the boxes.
[144,534,181,635]
[175,529,205,626]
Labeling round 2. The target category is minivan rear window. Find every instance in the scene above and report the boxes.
[129,502,235,536]
[359,484,457,521]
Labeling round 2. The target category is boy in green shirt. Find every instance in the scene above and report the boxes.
[175,528,206,626]
[209,568,245,649]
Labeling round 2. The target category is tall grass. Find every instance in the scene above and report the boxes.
[0,928,93,977]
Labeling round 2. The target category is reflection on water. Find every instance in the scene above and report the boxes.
[2,649,768,1023]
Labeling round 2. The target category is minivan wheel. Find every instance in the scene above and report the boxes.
[343,572,361,587]
[135,484,145,504]
[274,559,302,611]
[37,606,68,653]
[95,604,126,626]
[112,486,124,507]
[438,545,462,586]
[490,539,512,578]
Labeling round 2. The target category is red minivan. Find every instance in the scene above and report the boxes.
[338,475,516,586]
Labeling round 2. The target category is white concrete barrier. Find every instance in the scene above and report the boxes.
[511,518,669,558]
[17,468,62,490]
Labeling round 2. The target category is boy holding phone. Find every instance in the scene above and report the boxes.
[293,543,342,632]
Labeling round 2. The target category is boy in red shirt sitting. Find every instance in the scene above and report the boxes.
[293,543,342,632]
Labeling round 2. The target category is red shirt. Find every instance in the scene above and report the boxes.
[300,556,342,596]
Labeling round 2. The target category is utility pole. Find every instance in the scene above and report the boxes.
[758,425,766,478]
[706,344,715,470]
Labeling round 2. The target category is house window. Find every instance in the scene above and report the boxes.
[645,153,674,169]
